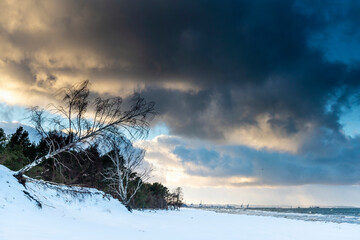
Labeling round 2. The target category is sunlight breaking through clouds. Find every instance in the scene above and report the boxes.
[1,0,360,206]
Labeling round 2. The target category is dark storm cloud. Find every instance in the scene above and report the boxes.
[172,129,360,185]
[2,0,360,185]
[173,145,253,178]
[104,0,359,139]
[2,0,360,141]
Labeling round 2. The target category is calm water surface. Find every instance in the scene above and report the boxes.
[194,207,360,224]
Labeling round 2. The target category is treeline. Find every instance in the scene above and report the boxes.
[0,127,183,210]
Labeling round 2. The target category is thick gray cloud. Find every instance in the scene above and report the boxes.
[1,0,360,185]
[172,128,360,185]
[62,0,360,141]
[1,0,360,142]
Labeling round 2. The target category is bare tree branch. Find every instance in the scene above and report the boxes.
[16,80,156,177]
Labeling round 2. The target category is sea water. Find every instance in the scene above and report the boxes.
[195,207,360,224]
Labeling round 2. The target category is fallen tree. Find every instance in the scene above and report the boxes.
[15,80,155,179]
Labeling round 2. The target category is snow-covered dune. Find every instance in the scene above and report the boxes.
[0,165,359,240]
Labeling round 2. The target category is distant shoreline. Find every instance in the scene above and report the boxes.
[187,206,360,224]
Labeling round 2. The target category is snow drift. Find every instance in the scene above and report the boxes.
[0,165,359,240]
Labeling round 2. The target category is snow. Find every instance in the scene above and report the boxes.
[0,165,359,240]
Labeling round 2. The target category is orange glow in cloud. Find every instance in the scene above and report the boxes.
[0,89,17,104]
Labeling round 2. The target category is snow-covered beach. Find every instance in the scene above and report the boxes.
[0,165,359,240]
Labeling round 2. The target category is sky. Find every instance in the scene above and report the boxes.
[1,0,360,206]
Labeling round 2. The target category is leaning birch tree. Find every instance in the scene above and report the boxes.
[102,137,151,208]
[15,80,155,178]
